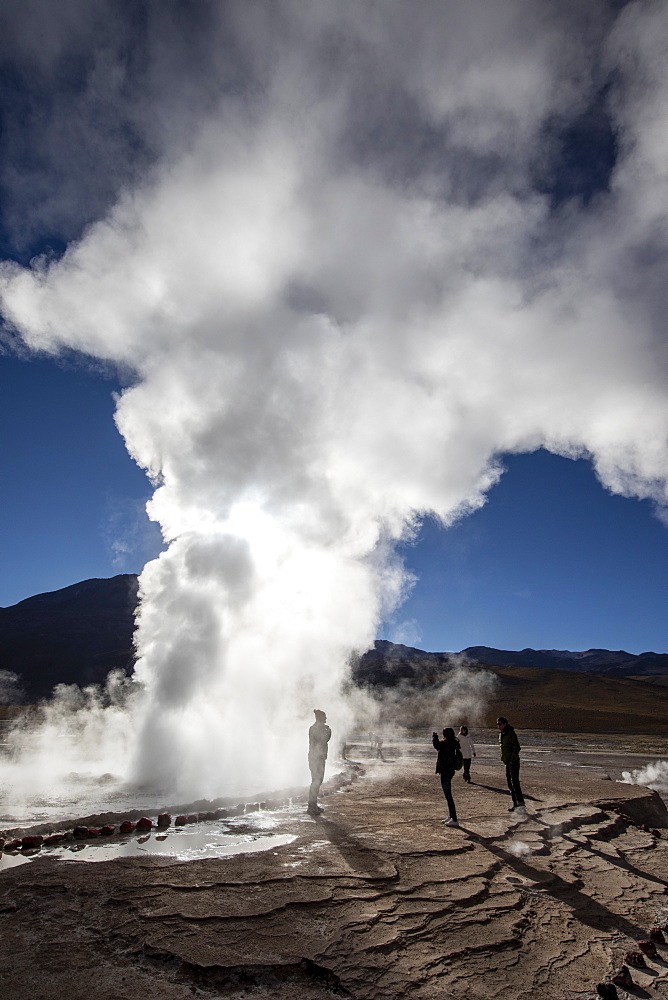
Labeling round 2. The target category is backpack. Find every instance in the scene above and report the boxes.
[454,747,463,771]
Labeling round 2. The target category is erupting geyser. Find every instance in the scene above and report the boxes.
[1,1,668,812]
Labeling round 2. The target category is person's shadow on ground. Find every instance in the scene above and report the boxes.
[469,782,542,803]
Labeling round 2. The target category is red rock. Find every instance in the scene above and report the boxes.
[73,826,90,840]
[187,814,198,823]
[0,838,4,851]
[638,940,657,957]
[44,833,65,845]
[21,834,43,849]
[650,927,666,943]
[596,983,618,999]
[611,966,633,988]
[175,815,187,826]
[100,825,115,836]
[119,821,135,834]
[136,817,152,831]
[157,813,171,828]
[87,828,100,838]
[4,839,22,852]
[624,950,646,967]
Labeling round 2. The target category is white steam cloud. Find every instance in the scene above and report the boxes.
[621,760,668,796]
[1,1,668,807]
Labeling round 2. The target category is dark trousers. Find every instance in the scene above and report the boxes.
[309,757,326,806]
[440,771,457,821]
[462,758,472,782]
[505,760,524,806]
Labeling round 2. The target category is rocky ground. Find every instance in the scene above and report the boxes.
[1,755,668,1000]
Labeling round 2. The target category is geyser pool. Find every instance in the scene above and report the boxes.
[0,813,297,870]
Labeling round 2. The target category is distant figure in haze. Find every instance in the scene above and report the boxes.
[458,725,476,783]
[432,727,460,826]
[307,709,331,816]
[497,716,525,812]
[374,733,384,760]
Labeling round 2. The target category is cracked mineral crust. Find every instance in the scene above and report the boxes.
[1,756,667,999]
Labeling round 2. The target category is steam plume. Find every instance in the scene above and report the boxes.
[1,1,668,803]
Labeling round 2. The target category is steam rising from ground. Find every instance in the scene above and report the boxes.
[358,662,498,732]
[622,760,668,797]
[1,1,668,808]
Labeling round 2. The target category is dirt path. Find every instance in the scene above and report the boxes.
[1,757,667,999]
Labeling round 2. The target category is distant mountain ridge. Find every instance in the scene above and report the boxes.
[459,645,668,679]
[1,575,667,701]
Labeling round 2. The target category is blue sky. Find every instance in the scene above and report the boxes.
[0,353,162,605]
[2,350,666,655]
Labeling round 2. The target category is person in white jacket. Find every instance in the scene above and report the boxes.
[458,726,476,783]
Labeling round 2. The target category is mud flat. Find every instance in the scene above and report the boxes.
[1,755,668,1000]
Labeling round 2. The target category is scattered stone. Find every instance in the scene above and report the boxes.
[611,966,633,988]
[637,940,657,957]
[100,825,115,836]
[0,838,4,851]
[187,814,198,824]
[87,828,100,838]
[245,803,260,813]
[4,839,21,852]
[157,813,171,828]
[624,950,646,968]
[175,815,187,826]
[649,927,665,944]
[596,983,618,999]
[651,829,662,837]
[21,835,43,850]
[214,808,229,818]
[119,821,135,834]
[136,817,152,831]
[260,800,283,812]
[44,833,65,845]
[73,827,90,840]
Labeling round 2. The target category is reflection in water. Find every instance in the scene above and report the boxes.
[0,821,296,870]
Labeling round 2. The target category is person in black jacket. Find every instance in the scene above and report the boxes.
[497,716,525,812]
[432,727,460,826]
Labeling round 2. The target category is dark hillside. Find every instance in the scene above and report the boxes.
[0,575,138,700]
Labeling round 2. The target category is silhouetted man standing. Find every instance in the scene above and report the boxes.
[307,709,331,816]
[497,716,525,812]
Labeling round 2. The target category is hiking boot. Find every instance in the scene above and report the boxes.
[443,818,458,826]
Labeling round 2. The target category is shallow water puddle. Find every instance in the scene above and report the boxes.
[1,825,296,869]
